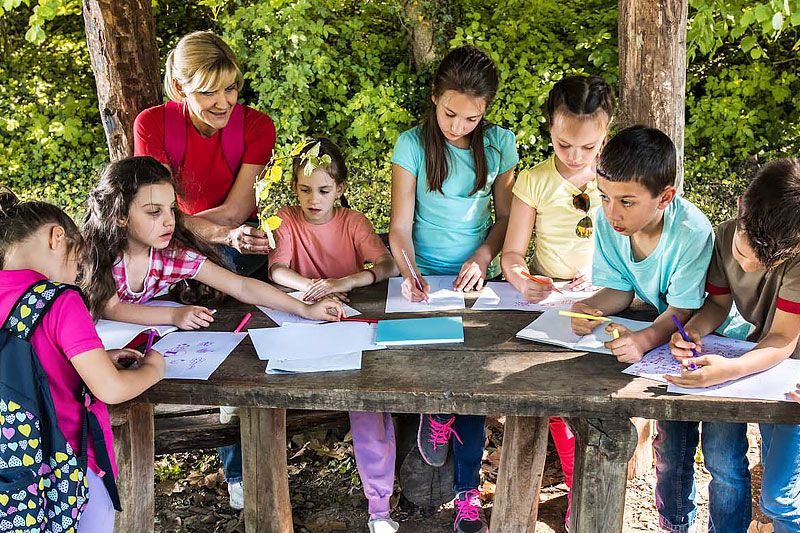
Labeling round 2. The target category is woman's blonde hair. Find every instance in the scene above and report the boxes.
[164,31,244,102]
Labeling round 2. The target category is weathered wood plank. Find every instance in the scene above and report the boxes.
[154,410,349,454]
[240,408,292,533]
[113,402,155,533]
[569,417,638,532]
[490,416,549,533]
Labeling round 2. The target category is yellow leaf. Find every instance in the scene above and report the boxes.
[265,216,282,231]
[269,165,283,183]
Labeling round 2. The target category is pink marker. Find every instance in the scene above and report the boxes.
[401,249,428,302]
[233,312,252,334]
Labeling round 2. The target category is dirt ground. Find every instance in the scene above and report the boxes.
[153,423,769,533]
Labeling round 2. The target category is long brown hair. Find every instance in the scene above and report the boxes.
[0,187,84,269]
[81,156,224,318]
[422,46,499,196]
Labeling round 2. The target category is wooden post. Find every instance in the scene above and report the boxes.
[490,416,549,533]
[82,0,160,160]
[569,417,637,532]
[240,408,293,533]
[112,402,155,533]
[618,0,689,193]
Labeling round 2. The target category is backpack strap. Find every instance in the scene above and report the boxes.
[80,387,122,511]
[221,103,245,175]
[163,100,187,172]
[163,100,245,176]
[2,280,77,341]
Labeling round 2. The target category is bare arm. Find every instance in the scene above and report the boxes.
[195,260,343,321]
[268,263,313,292]
[193,163,265,227]
[102,293,214,330]
[71,347,165,405]
[667,309,800,388]
[389,164,429,301]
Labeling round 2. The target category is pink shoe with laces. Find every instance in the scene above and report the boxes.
[417,414,463,467]
[453,489,487,533]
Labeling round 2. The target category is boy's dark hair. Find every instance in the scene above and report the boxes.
[597,125,676,197]
[422,45,499,196]
[0,187,84,269]
[546,75,615,127]
[291,137,350,209]
[81,156,225,318]
[737,158,800,270]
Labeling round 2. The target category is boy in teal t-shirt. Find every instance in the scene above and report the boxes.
[570,125,749,532]
[569,125,712,361]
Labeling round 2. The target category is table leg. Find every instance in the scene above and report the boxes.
[112,402,155,533]
[569,417,637,532]
[489,416,549,533]
[240,407,292,533]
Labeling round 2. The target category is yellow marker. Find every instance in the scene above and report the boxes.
[558,310,613,322]
[611,328,620,339]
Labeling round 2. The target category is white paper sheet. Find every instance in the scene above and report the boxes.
[95,320,178,350]
[667,358,800,402]
[152,331,247,380]
[471,281,597,311]
[623,336,757,383]
[266,351,362,374]
[249,322,382,361]
[516,310,652,355]
[384,275,465,313]
[256,291,360,326]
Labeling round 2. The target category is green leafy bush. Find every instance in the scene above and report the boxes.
[1,0,798,230]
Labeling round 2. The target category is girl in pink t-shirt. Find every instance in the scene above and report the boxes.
[80,156,344,327]
[0,188,165,533]
[269,138,399,533]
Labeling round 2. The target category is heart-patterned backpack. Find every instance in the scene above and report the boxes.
[0,280,120,533]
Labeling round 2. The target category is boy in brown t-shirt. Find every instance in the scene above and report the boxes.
[669,158,800,533]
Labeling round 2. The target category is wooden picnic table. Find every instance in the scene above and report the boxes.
[112,281,800,533]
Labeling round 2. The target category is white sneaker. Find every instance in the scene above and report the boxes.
[219,406,240,424]
[368,518,399,533]
[227,480,244,510]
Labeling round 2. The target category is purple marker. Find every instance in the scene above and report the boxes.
[144,329,157,354]
[671,314,699,370]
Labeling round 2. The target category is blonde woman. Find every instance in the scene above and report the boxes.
[134,30,274,277]
[133,31,273,509]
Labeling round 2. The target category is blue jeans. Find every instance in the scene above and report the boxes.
[219,443,243,483]
[654,420,751,532]
[451,414,486,493]
[759,423,800,533]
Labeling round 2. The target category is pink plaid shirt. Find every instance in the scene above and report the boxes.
[112,242,206,303]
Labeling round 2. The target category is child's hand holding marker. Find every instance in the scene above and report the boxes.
[565,303,608,335]
[664,354,738,388]
[519,271,556,303]
[172,305,215,330]
[566,272,593,292]
[400,249,429,303]
[602,324,647,364]
[303,298,345,321]
[669,326,704,361]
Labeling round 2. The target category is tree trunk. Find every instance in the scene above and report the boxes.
[618,0,689,193]
[401,0,450,72]
[83,0,160,161]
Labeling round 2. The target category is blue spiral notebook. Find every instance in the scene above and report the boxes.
[375,316,464,346]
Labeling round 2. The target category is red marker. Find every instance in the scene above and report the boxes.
[233,312,252,333]
[520,271,563,294]
[341,317,379,324]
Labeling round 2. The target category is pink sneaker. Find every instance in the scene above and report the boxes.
[417,414,462,467]
[454,489,487,533]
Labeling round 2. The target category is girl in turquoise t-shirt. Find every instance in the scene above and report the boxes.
[388,46,517,533]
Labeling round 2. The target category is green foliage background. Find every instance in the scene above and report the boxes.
[1,0,799,229]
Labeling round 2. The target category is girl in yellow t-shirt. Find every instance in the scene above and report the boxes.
[500,75,614,530]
